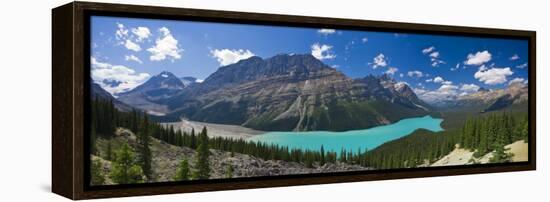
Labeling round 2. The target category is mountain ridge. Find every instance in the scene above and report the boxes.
[439,82,528,112]
[152,54,432,131]
[117,71,193,116]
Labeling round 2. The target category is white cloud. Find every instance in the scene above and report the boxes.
[450,63,460,71]
[460,83,480,93]
[147,27,182,61]
[509,54,520,61]
[439,84,458,91]
[432,61,445,67]
[427,76,452,85]
[407,70,424,78]
[422,46,445,67]
[417,83,482,103]
[429,51,440,58]
[311,43,336,60]
[91,57,110,68]
[465,50,492,65]
[422,46,435,54]
[413,87,427,95]
[371,53,387,69]
[115,24,149,52]
[318,29,336,36]
[416,84,459,103]
[508,77,525,85]
[385,67,398,75]
[124,40,141,52]
[115,23,128,40]
[478,65,488,71]
[210,49,255,66]
[91,57,150,95]
[362,37,368,43]
[131,27,151,42]
[516,62,528,69]
[433,76,444,83]
[125,54,143,64]
[399,73,404,78]
[474,67,514,85]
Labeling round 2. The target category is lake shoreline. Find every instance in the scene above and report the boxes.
[161,118,265,140]
[162,115,444,154]
[248,115,443,154]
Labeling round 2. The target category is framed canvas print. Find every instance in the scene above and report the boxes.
[52,1,536,199]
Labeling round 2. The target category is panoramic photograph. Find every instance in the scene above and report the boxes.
[88,16,529,186]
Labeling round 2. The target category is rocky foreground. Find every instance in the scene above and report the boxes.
[94,128,369,185]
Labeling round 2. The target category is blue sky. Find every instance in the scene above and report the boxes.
[90,16,529,102]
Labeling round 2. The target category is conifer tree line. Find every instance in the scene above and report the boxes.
[89,99,371,171]
[90,98,529,181]
[459,112,528,162]
[362,129,460,169]
[362,112,528,169]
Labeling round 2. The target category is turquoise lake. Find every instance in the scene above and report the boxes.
[247,115,444,153]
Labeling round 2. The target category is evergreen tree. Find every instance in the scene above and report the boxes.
[109,143,144,184]
[137,113,152,181]
[130,109,139,134]
[190,129,197,149]
[174,158,190,181]
[90,158,105,185]
[519,116,528,142]
[193,127,210,179]
[105,140,113,161]
[90,125,98,155]
[224,164,234,178]
[490,143,513,163]
[319,145,326,166]
[490,126,513,163]
[305,151,314,168]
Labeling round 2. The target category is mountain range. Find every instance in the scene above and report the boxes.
[94,53,527,132]
[114,54,430,131]
[456,82,528,112]
[116,71,198,116]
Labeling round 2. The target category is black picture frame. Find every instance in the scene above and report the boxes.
[52,1,536,200]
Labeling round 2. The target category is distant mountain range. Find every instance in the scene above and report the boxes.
[456,82,528,112]
[115,71,196,116]
[91,53,526,131]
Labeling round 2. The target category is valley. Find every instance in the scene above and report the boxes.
[89,52,529,186]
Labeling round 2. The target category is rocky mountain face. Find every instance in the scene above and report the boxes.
[438,82,528,112]
[358,74,430,111]
[156,54,431,131]
[117,71,187,116]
